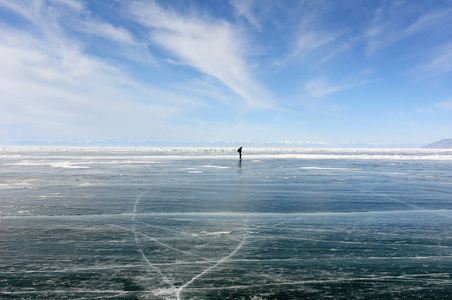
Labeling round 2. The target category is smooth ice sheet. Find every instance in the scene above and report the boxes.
[1,147,451,299]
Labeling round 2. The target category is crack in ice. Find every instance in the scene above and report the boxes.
[111,224,210,261]
[129,190,249,300]
[131,190,175,289]
[175,224,248,300]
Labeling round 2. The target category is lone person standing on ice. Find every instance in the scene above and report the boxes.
[237,147,242,160]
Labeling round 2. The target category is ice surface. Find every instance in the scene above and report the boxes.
[0,147,451,299]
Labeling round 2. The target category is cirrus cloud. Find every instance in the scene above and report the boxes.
[129,0,275,110]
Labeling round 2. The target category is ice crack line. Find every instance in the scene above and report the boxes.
[112,224,209,261]
[132,190,148,221]
[131,189,175,289]
[368,190,452,219]
[135,220,189,235]
[175,223,248,300]
[131,190,249,300]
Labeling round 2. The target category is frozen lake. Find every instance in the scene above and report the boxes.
[1,147,451,299]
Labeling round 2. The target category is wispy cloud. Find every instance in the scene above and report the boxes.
[366,1,452,54]
[0,0,190,140]
[77,18,137,46]
[297,75,374,117]
[0,29,179,140]
[304,77,370,99]
[129,0,274,109]
[1,0,450,145]
[436,98,452,111]
[292,31,341,62]
[415,43,452,78]
[229,0,261,30]
[305,78,343,98]
[275,2,347,66]
[72,7,156,65]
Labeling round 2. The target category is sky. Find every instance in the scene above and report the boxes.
[1,0,452,146]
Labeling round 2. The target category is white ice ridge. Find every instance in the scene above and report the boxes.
[8,160,90,168]
[5,147,452,161]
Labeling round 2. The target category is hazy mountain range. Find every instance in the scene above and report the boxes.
[422,139,452,149]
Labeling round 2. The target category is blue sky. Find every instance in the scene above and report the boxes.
[1,0,451,146]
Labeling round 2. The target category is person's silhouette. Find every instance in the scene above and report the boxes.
[237,147,242,159]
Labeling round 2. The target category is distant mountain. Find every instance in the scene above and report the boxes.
[422,139,452,149]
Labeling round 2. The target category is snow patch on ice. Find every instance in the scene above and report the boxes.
[9,161,89,169]
[301,167,361,171]
[202,165,230,169]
